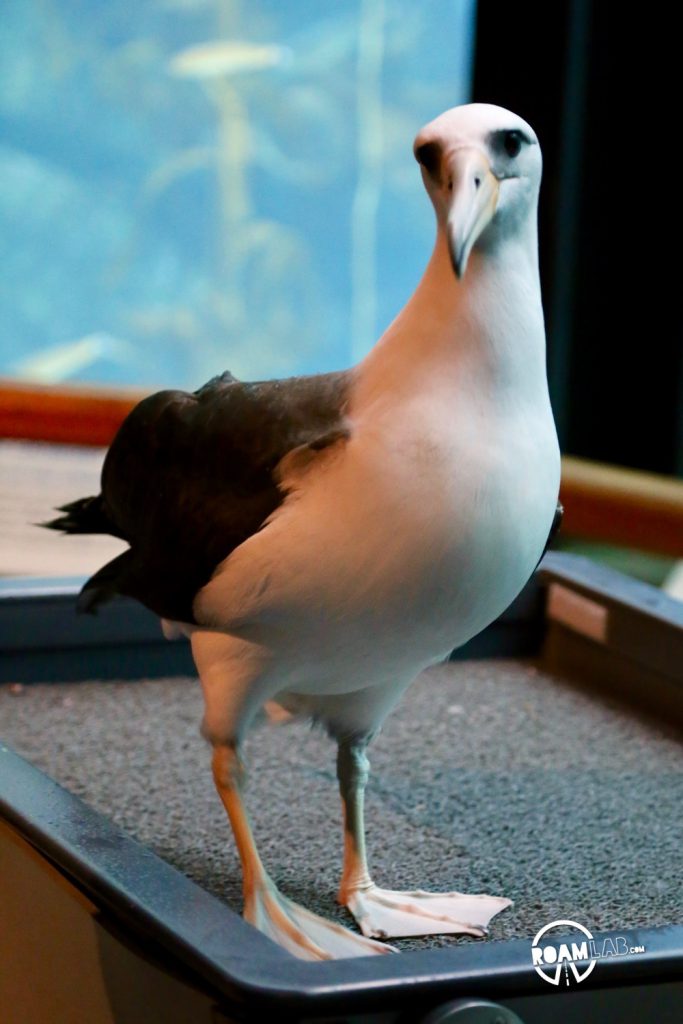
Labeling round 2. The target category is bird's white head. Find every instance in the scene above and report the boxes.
[413,103,542,279]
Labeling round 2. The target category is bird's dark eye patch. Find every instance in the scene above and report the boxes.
[414,140,442,181]
[501,129,525,159]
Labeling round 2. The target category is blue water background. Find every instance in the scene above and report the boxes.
[0,0,475,390]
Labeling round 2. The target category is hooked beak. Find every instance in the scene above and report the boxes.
[446,148,499,278]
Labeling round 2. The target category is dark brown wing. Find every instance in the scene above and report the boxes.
[73,369,352,621]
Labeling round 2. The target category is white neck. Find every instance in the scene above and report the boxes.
[352,223,550,416]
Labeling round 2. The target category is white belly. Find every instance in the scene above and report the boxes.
[195,397,560,694]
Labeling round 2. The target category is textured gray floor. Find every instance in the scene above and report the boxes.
[1,659,682,954]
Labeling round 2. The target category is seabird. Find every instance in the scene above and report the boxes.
[46,103,562,960]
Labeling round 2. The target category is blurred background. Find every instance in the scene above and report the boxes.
[0,0,475,387]
[1,0,681,587]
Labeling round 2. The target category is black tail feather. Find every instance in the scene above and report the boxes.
[41,494,121,537]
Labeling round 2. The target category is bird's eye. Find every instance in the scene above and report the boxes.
[414,140,442,180]
[502,130,524,158]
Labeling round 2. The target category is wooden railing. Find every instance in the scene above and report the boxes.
[560,456,683,558]
[0,380,145,447]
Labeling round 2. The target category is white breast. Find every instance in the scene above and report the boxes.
[195,384,560,695]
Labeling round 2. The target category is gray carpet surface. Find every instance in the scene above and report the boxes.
[1,659,682,954]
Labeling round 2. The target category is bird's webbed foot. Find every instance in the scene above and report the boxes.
[246,878,397,960]
[342,884,512,940]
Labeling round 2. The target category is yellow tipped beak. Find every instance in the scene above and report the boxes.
[447,148,499,278]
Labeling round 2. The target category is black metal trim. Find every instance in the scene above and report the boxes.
[0,577,195,682]
[0,573,543,684]
[539,551,683,685]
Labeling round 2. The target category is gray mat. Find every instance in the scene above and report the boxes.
[2,659,682,953]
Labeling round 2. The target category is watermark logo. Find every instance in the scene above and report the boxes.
[531,919,646,987]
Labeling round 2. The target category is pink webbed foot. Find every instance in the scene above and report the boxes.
[247,880,398,960]
[343,884,512,939]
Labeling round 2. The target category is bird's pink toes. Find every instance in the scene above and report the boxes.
[344,883,512,939]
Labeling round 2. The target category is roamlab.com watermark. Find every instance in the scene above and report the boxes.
[531,919,646,986]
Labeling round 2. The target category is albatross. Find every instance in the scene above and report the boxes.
[45,103,562,960]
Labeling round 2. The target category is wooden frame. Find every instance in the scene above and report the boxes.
[560,456,683,559]
[0,379,146,448]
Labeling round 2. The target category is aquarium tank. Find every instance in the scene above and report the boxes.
[0,0,476,390]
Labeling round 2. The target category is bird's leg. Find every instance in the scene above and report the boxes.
[211,742,394,960]
[337,739,374,902]
[336,736,512,940]
[211,745,268,908]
